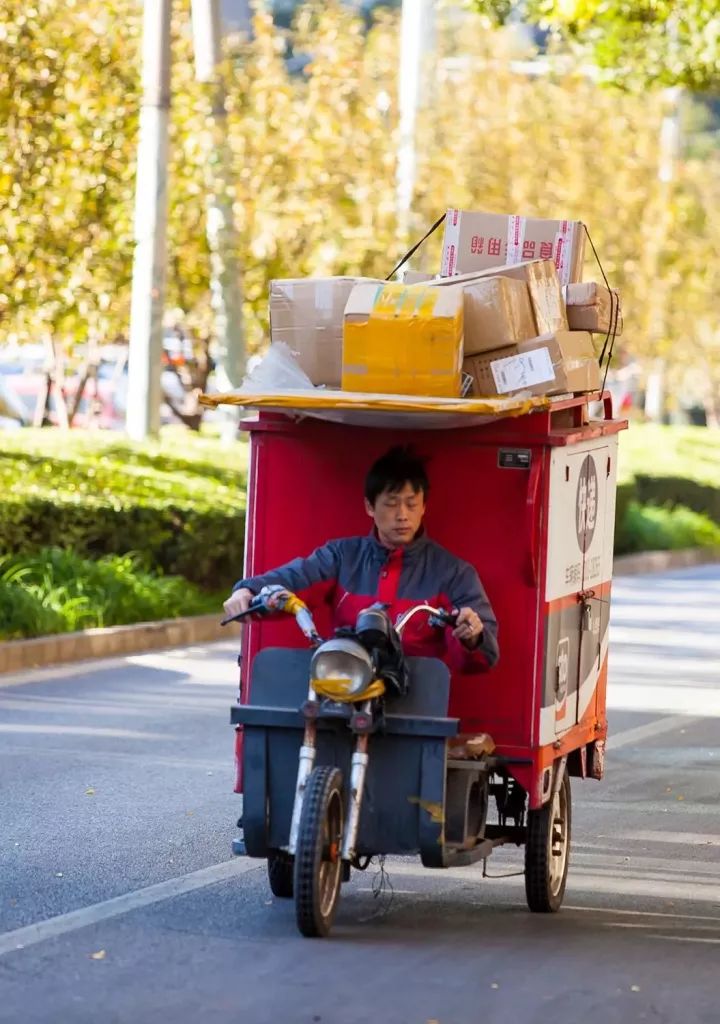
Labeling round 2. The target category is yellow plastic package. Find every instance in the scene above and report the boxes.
[342,282,464,397]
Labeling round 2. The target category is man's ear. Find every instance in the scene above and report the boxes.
[364,498,375,519]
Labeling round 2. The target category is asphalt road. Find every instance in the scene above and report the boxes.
[1,565,719,1024]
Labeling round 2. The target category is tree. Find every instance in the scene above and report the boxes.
[472,1,720,92]
[0,0,141,346]
[2,0,719,419]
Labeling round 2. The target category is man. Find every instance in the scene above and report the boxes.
[224,446,499,671]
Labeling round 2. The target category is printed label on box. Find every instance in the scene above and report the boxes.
[490,346,556,394]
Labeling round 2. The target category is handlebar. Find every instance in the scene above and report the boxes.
[395,604,458,635]
[221,585,322,645]
[223,588,459,643]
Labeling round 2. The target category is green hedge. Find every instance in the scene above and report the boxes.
[617,502,720,554]
[0,429,247,589]
[633,475,720,525]
[0,548,220,640]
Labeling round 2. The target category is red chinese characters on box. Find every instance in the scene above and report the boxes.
[441,210,585,284]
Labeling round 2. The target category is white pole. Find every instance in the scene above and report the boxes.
[191,0,246,399]
[396,0,424,241]
[126,0,172,441]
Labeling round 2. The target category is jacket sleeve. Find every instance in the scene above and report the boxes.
[446,561,499,670]
[233,540,341,602]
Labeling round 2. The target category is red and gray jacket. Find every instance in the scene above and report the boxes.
[236,532,499,672]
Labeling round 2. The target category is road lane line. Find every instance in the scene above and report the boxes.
[564,905,720,924]
[0,858,260,958]
[0,642,237,690]
[606,714,699,750]
[0,724,168,740]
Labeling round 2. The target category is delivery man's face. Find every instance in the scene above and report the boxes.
[366,482,426,548]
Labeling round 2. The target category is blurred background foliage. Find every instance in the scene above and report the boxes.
[1,0,719,415]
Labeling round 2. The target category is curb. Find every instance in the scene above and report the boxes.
[613,547,720,577]
[0,613,229,676]
[2,549,718,676]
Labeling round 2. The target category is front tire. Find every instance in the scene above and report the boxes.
[294,766,345,937]
[525,766,571,913]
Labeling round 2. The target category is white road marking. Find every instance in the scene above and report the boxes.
[0,642,237,690]
[564,905,720,924]
[620,830,720,847]
[649,935,720,946]
[0,723,168,741]
[0,858,260,958]
[606,714,700,749]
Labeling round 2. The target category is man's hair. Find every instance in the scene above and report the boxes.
[364,446,430,505]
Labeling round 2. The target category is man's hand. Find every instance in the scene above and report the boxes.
[223,587,255,621]
[452,607,484,649]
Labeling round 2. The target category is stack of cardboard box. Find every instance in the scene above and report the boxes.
[265,209,622,401]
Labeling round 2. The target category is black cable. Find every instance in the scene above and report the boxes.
[583,224,620,398]
[385,212,447,281]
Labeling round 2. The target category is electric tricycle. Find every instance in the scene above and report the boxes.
[221,391,627,938]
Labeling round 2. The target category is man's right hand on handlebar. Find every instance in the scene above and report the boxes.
[223,587,256,621]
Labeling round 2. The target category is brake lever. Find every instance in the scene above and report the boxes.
[429,608,459,629]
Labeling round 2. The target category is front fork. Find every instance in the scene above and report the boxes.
[286,694,371,863]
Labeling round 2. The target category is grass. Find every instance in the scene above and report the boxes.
[0,547,222,641]
[617,424,720,486]
[0,425,249,512]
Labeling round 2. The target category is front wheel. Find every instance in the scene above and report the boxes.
[294,766,345,937]
[525,766,571,913]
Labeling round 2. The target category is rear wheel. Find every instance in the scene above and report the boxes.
[525,766,571,913]
[267,850,294,898]
[294,766,344,937]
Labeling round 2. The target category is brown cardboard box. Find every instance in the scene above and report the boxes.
[564,282,623,335]
[463,330,599,398]
[270,277,381,387]
[431,260,567,335]
[441,209,585,286]
[461,277,537,354]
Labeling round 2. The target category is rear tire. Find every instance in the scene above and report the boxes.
[525,766,571,913]
[267,850,294,899]
[294,766,344,938]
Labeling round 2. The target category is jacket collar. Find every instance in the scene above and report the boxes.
[368,527,429,562]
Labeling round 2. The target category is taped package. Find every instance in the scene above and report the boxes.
[343,282,464,397]
[431,259,567,336]
[460,277,537,355]
[564,282,623,335]
[440,209,585,286]
[270,277,381,387]
[463,330,599,398]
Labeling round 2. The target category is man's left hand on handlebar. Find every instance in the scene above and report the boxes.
[452,607,484,649]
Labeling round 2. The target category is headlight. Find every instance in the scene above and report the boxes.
[310,639,374,698]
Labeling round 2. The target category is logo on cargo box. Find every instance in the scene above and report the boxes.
[576,454,598,553]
